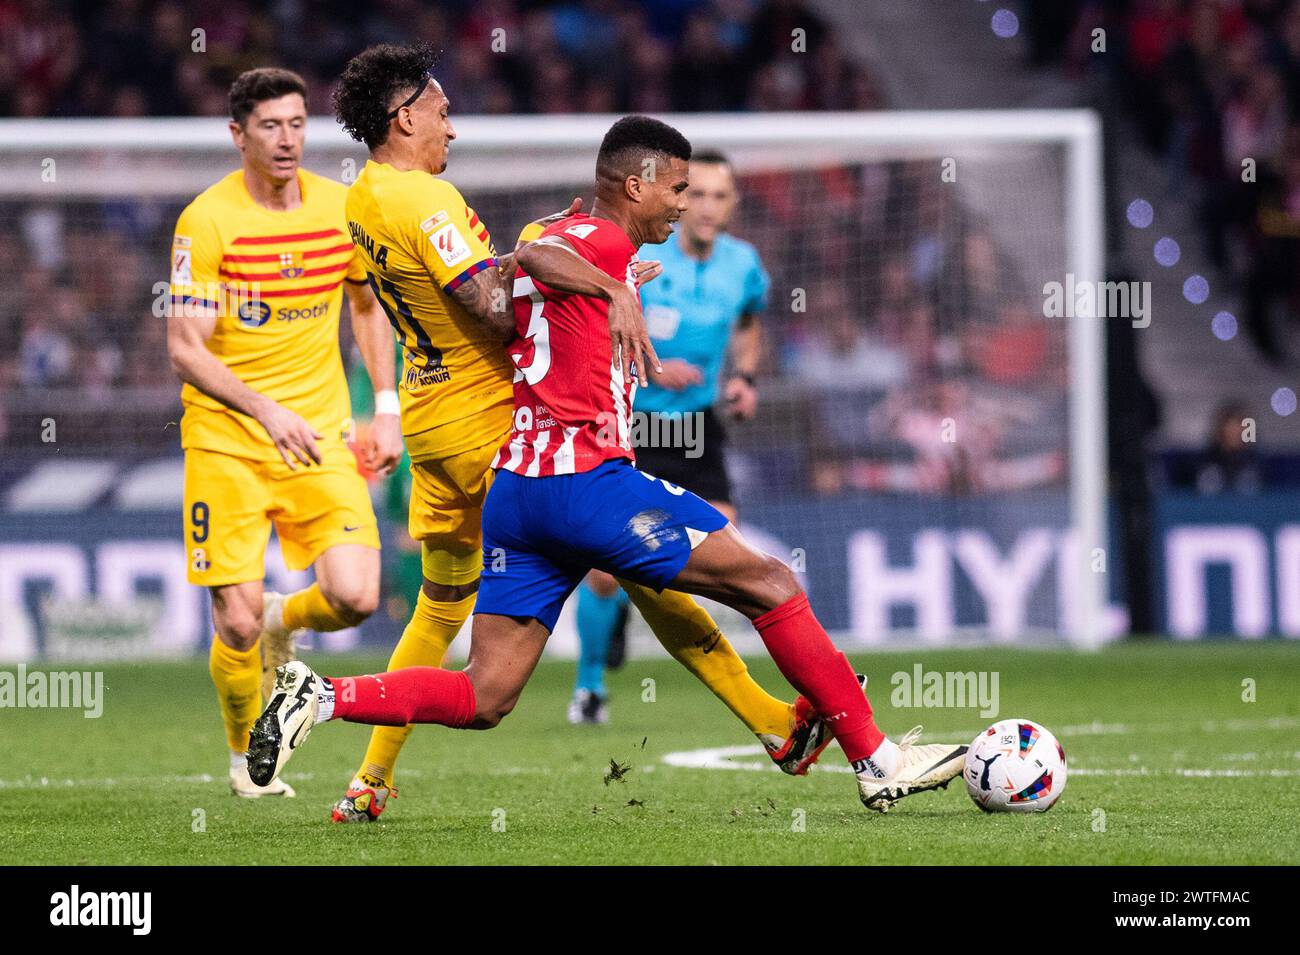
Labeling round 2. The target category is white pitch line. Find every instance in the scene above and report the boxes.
[659,745,1300,779]
[0,763,593,790]
[0,772,317,790]
[1036,716,1300,737]
[1057,722,1131,736]
[5,725,1298,790]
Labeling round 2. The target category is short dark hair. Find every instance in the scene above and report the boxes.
[229,68,308,127]
[334,43,439,150]
[596,115,692,181]
[690,149,731,167]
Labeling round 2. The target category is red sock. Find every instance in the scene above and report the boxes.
[328,667,476,728]
[753,593,884,763]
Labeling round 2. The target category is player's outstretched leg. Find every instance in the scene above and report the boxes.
[247,614,548,788]
[671,525,968,812]
[620,581,848,775]
[333,576,472,823]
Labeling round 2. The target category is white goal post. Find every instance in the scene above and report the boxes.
[0,111,1106,651]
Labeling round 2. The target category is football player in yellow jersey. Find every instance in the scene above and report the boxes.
[165,68,404,798]
[325,44,840,823]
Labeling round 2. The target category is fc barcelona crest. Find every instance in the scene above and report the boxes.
[278,251,305,278]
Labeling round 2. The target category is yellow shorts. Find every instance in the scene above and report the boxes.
[409,424,511,586]
[183,443,379,587]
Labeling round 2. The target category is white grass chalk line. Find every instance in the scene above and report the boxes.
[659,745,1300,779]
[0,772,316,790]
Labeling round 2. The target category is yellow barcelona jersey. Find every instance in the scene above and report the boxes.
[345,160,513,462]
[169,169,366,461]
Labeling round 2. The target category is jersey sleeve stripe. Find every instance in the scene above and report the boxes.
[443,257,498,292]
[222,243,355,264]
[231,228,343,245]
[169,294,219,309]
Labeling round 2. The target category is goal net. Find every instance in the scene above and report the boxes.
[0,112,1105,658]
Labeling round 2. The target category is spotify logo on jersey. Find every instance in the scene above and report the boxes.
[237,301,272,328]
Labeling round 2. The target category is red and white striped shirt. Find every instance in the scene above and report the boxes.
[492,215,639,477]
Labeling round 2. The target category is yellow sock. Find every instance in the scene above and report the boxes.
[620,583,793,739]
[209,635,262,753]
[282,583,350,632]
[356,590,474,786]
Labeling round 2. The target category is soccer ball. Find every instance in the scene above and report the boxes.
[963,719,1067,813]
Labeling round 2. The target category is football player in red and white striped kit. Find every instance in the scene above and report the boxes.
[248,116,968,813]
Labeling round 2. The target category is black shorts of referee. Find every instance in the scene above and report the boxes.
[632,407,733,506]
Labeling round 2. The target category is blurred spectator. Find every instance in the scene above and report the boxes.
[1173,401,1265,493]
[1243,132,1300,361]
[965,303,1063,388]
[18,286,77,388]
[672,8,746,109]
[792,306,910,391]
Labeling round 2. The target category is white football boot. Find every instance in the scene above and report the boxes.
[229,761,296,798]
[259,591,306,702]
[247,662,320,788]
[856,726,968,813]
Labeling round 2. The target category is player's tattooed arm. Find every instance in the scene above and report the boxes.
[447,196,589,339]
[516,236,662,386]
[166,304,322,469]
[450,267,516,340]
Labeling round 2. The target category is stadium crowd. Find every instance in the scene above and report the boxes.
[0,0,882,116]
[1,0,1068,494]
[1040,0,1300,364]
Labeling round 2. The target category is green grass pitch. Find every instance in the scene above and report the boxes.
[3,643,1298,865]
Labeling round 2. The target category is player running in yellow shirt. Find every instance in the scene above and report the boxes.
[165,68,403,797]
[326,44,841,823]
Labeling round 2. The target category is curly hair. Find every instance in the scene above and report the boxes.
[333,44,440,150]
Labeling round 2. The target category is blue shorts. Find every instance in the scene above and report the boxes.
[475,458,729,632]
